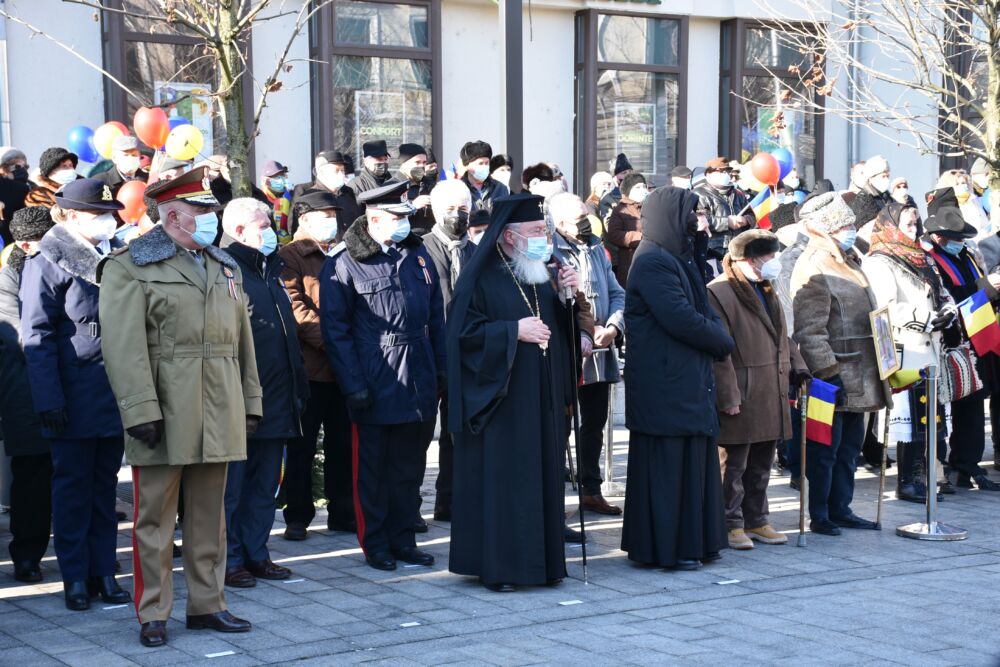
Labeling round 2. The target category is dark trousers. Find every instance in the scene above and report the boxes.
[50,437,124,582]
[719,441,775,530]
[433,395,453,509]
[806,411,864,523]
[8,453,53,564]
[578,382,611,495]
[224,438,284,567]
[948,393,987,476]
[353,421,432,555]
[282,381,353,527]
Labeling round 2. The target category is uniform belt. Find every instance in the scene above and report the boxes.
[378,327,429,346]
[74,322,100,338]
[148,343,238,359]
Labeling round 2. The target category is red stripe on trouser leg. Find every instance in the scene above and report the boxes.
[131,466,144,622]
[351,423,367,556]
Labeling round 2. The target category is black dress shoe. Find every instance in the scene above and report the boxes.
[392,547,435,566]
[973,474,1000,490]
[939,480,957,494]
[484,581,516,592]
[246,559,292,580]
[365,551,397,571]
[546,578,563,586]
[87,575,132,604]
[433,505,451,521]
[140,620,167,647]
[564,526,585,544]
[224,566,257,588]
[789,477,801,492]
[831,513,878,530]
[283,523,308,541]
[414,517,429,533]
[13,561,42,583]
[809,519,842,536]
[701,552,722,564]
[186,610,251,633]
[64,580,91,611]
[957,473,974,489]
[671,559,702,571]
[327,518,357,533]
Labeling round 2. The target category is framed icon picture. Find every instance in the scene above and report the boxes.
[870,306,900,380]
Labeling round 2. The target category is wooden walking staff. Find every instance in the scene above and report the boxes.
[875,407,891,530]
[798,380,809,547]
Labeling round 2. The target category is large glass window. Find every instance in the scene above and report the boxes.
[720,20,823,187]
[575,11,687,194]
[312,0,439,165]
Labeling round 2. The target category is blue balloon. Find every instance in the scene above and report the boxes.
[168,116,191,131]
[792,190,806,204]
[984,188,992,214]
[770,147,794,181]
[67,124,99,163]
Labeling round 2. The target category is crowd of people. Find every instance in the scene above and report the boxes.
[0,134,998,647]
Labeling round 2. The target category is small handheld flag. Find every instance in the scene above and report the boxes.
[957,289,1000,356]
[750,187,775,230]
[805,378,839,446]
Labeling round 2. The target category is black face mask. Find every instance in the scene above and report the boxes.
[424,167,439,181]
[11,166,28,181]
[409,166,425,182]
[442,210,469,238]
[372,162,388,178]
[573,215,592,241]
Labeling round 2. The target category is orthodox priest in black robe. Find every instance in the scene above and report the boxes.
[447,194,578,592]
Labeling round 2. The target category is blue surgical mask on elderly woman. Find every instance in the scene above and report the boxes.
[835,229,857,252]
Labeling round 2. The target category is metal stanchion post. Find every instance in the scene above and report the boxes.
[897,365,967,541]
[601,380,626,497]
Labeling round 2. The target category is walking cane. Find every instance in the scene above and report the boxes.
[798,380,809,547]
[875,407,890,530]
[563,291,589,584]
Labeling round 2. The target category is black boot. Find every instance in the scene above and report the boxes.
[64,580,91,611]
[87,575,132,604]
[995,443,1000,472]
[896,442,925,504]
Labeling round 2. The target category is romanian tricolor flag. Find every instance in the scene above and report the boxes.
[749,187,775,230]
[805,378,839,446]
[958,289,1000,356]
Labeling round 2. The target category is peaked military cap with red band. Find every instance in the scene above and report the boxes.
[145,165,220,208]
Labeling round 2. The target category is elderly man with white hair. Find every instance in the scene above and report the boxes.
[550,192,626,516]
[421,178,477,521]
[219,197,310,588]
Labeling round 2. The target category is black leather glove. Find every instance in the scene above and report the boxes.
[127,420,163,449]
[246,416,261,437]
[38,408,68,435]
[930,305,958,332]
[345,389,373,411]
[789,369,812,388]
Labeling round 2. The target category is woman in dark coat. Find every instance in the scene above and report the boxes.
[620,186,734,570]
[19,179,130,610]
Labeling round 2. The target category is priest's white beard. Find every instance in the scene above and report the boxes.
[511,253,550,285]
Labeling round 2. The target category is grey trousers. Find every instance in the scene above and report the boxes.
[718,441,776,530]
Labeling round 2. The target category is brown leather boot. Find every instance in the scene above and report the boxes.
[580,493,622,515]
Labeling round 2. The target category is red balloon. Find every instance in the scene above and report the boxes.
[117,180,147,224]
[133,107,169,149]
[107,121,130,136]
[750,152,780,186]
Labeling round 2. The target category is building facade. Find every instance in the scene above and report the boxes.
[0,0,949,202]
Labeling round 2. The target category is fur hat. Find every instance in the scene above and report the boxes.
[848,191,883,225]
[729,229,780,260]
[460,140,492,166]
[10,206,54,241]
[521,162,555,189]
[799,191,856,234]
[705,156,730,171]
[769,202,798,232]
[143,195,160,224]
[490,153,513,173]
[38,147,78,178]
[610,153,632,176]
[971,157,988,176]
[862,155,889,180]
[621,173,647,199]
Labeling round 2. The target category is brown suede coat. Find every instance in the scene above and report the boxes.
[279,231,335,383]
[708,256,807,445]
[606,197,642,286]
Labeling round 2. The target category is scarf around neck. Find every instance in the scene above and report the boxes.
[431,224,467,287]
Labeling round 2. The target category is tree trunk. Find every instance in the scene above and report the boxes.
[987,4,1000,233]
[216,7,252,199]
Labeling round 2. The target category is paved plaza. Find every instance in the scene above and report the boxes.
[2,427,1000,666]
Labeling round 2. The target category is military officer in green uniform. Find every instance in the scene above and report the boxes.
[98,167,263,648]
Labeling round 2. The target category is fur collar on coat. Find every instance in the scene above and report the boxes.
[342,216,423,262]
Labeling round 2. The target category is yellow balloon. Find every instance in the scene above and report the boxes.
[93,123,125,159]
[165,124,204,161]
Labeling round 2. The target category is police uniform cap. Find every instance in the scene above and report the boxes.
[362,140,389,158]
[295,190,342,214]
[55,178,125,211]
[357,180,415,215]
[145,166,220,208]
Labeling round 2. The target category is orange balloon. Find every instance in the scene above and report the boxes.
[750,152,780,186]
[116,180,147,224]
[133,107,169,149]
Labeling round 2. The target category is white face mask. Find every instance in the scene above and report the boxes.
[306,213,338,242]
[784,176,800,189]
[117,155,141,175]
[871,175,891,193]
[318,165,345,191]
[892,188,910,204]
[50,169,77,185]
[759,257,782,281]
[708,172,732,188]
[79,212,118,241]
[629,186,648,203]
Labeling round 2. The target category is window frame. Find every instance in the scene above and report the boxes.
[719,18,824,183]
[100,0,256,170]
[574,8,688,196]
[310,0,442,162]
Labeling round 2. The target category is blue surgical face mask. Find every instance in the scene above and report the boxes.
[514,231,554,262]
[943,239,965,255]
[471,164,490,181]
[836,230,857,252]
[181,211,218,248]
[390,218,411,243]
[267,177,287,194]
[259,226,278,256]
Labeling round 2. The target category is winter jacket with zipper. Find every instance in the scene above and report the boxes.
[19,224,124,439]
[223,238,309,441]
[279,231,336,383]
[461,173,509,213]
[693,183,754,256]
